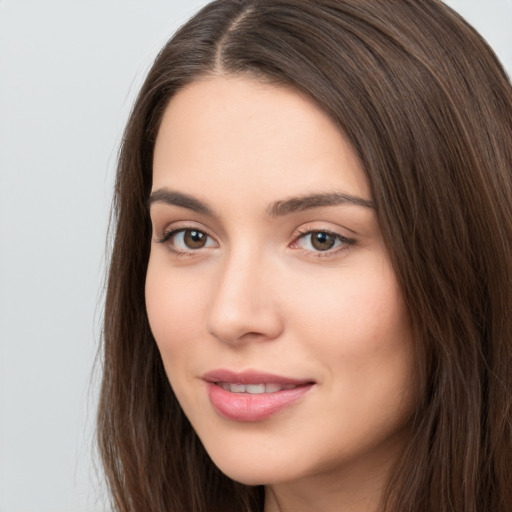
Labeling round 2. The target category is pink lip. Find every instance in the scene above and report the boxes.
[203,369,315,422]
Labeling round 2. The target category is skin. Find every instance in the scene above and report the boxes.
[146,75,416,512]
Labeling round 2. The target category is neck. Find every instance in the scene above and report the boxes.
[264,476,386,512]
[262,437,403,512]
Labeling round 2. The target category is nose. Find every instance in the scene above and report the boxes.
[206,248,284,345]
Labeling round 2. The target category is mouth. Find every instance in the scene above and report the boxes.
[216,382,300,394]
[203,370,315,422]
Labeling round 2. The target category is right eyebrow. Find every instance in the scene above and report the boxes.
[266,192,374,217]
[147,188,214,216]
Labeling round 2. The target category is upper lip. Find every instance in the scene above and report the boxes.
[202,369,314,386]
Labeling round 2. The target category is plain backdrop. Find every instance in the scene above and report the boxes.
[0,1,510,511]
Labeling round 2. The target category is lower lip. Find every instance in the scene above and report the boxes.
[206,382,313,422]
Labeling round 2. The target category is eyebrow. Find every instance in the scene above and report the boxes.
[148,188,374,217]
[148,189,214,215]
[266,192,375,217]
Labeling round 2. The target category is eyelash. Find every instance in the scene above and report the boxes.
[292,229,356,258]
[157,227,356,258]
[157,227,216,257]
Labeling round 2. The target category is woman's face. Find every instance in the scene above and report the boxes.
[146,76,415,497]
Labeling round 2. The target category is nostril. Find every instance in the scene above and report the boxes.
[206,304,283,345]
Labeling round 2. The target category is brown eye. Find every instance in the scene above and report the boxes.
[292,229,355,255]
[160,228,216,252]
[183,229,208,249]
[310,231,336,251]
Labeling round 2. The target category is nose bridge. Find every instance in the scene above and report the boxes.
[206,241,282,344]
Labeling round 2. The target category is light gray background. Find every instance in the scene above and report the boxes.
[0,1,510,511]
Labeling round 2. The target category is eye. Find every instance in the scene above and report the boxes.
[292,230,355,254]
[159,228,217,252]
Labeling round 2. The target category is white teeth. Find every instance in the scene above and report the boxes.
[218,382,298,393]
[245,384,265,394]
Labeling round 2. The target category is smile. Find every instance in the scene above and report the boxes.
[217,382,298,394]
[203,370,315,422]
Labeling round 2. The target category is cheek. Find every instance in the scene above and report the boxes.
[145,258,208,357]
[145,258,215,420]
[289,256,415,413]
[290,257,410,354]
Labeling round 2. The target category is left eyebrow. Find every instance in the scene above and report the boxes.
[147,189,214,216]
[266,192,375,217]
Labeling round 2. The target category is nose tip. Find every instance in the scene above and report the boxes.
[206,260,283,346]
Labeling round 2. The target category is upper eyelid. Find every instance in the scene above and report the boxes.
[155,221,355,246]
[293,229,354,244]
[296,227,343,236]
[156,220,213,237]
[293,225,356,240]
[159,226,215,242]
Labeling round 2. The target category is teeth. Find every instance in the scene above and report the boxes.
[246,384,265,394]
[230,383,246,393]
[218,382,298,394]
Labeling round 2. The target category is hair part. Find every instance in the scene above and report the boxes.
[98,1,512,511]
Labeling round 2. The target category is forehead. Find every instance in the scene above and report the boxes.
[152,75,370,206]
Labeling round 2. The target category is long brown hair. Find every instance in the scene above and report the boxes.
[98,1,512,510]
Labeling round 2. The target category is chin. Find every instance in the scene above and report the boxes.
[218,466,287,487]
[206,448,295,486]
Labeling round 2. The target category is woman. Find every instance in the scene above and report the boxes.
[98,1,512,511]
